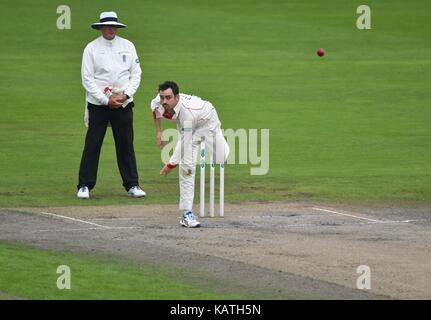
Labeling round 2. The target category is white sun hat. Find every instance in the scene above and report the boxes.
[91,12,127,29]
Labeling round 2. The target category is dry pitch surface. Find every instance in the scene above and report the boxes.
[1,201,430,299]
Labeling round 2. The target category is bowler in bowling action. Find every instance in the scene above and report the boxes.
[151,81,229,228]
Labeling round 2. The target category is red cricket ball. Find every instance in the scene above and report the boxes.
[317,48,325,57]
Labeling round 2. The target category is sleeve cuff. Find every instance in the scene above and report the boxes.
[101,96,109,105]
[166,163,177,169]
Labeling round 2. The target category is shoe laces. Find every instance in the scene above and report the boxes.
[184,211,196,221]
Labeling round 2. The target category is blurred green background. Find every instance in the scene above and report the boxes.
[1,0,430,207]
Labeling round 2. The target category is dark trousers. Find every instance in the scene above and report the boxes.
[77,102,139,191]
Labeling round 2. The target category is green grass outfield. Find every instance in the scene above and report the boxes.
[0,242,256,299]
[1,0,430,207]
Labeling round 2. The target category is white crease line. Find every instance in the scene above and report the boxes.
[35,227,105,232]
[89,217,150,221]
[40,212,111,229]
[34,226,139,233]
[312,207,419,224]
[236,216,423,227]
[347,219,424,225]
[360,219,422,224]
[312,207,384,223]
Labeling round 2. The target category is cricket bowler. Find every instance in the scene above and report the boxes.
[151,81,229,228]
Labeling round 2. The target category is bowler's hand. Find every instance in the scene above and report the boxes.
[108,95,124,109]
[156,132,166,149]
[160,164,173,176]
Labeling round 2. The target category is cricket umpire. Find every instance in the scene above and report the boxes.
[77,11,146,199]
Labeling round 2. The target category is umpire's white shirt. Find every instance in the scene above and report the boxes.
[81,35,141,124]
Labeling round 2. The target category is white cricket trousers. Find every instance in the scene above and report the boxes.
[179,127,229,211]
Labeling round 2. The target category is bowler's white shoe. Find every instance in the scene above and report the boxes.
[127,186,146,198]
[180,211,201,228]
[77,186,90,199]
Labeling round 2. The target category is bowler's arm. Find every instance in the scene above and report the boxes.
[153,115,165,149]
[160,117,196,176]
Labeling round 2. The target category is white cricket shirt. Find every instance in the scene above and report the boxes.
[81,35,142,106]
[151,94,222,165]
